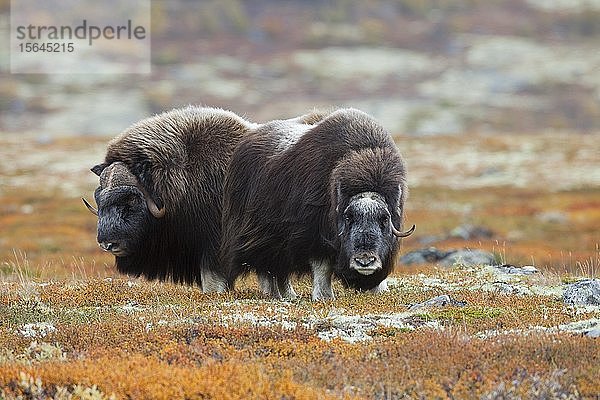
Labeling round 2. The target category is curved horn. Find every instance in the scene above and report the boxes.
[146,197,165,218]
[392,223,415,238]
[82,197,98,216]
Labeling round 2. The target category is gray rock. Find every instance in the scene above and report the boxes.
[559,318,600,336]
[488,281,523,294]
[408,294,467,311]
[399,247,453,265]
[536,211,569,224]
[587,328,600,338]
[438,249,497,267]
[494,264,539,275]
[449,224,494,240]
[400,247,497,267]
[563,279,600,306]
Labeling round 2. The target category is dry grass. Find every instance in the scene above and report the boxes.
[0,275,598,399]
[1,132,599,398]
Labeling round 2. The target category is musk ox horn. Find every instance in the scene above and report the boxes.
[392,223,415,238]
[146,197,165,218]
[82,197,98,216]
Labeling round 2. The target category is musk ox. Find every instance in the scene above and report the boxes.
[220,108,415,300]
[83,106,258,291]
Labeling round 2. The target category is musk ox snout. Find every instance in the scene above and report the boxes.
[351,252,381,275]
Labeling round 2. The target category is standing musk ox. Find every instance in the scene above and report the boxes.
[220,108,415,300]
[83,106,258,291]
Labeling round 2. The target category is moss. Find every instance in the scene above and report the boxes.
[561,276,584,284]
[428,306,505,323]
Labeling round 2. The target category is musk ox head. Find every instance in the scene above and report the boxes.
[328,147,415,290]
[336,192,415,279]
[82,162,165,257]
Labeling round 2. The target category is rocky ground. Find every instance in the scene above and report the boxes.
[0,131,599,398]
[0,261,598,398]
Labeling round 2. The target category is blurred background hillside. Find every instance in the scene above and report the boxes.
[1,0,599,277]
[1,0,600,136]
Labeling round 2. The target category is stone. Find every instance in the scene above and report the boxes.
[438,249,497,267]
[587,328,600,338]
[558,318,600,336]
[563,279,600,306]
[449,224,494,240]
[399,248,497,268]
[536,211,569,224]
[494,264,539,275]
[399,247,453,265]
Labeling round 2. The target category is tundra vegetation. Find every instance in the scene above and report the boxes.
[0,132,599,399]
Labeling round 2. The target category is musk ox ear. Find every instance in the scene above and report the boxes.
[91,163,108,176]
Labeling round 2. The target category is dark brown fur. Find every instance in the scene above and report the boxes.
[92,106,256,287]
[220,108,408,293]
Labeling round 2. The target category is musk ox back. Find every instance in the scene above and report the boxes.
[84,106,257,291]
[220,108,415,300]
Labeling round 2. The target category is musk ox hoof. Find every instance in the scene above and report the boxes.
[258,274,298,301]
[312,289,335,302]
[201,269,228,293]
[368,280,389,294]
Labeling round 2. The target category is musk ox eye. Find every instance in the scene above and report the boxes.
[378,215,388,228]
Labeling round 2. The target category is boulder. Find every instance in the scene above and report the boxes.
[438,249,497,267]
[563,279,600,306]
[399,247,453,265]
[399,247,497,268]
[449,224,494,240]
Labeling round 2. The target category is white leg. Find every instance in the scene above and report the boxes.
[201,268,228,293]
[310,259,335,301]
[369,279,389,294]
[277,276,297,301]
[258,273,282,299]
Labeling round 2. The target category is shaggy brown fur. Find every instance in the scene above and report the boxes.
[220,108,410,297]
[91,106,257,288]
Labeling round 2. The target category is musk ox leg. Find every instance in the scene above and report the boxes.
[258,273,282,300]
[201,268,228,293]
[277,276,297,301]
[258,274,297,300]
[369,279,389,294]
[310,260,335,301]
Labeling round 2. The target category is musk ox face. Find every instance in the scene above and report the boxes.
[94,185,152,257]
[335,191,415,289]
[337,192,395,276]
[83,162,165,258]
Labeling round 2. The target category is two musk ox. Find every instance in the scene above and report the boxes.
[83,106,257,292]
[220,108,415,300]
[85,106,414,299]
